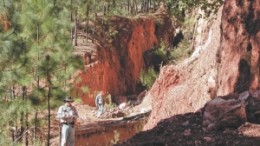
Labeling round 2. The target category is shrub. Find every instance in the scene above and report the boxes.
[140,67,158,89]
[104,94,117,109]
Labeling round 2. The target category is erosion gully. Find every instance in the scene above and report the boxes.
[75,113,149,146]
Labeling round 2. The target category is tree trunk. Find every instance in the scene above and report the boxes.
[35,25,39,146]
[47,85,51,146]
[37,25,40,90]
[25,108,29,146]
[22,86,29,146]
[20,88,24,143]
[46,55,52,146]
[70,0,73,44]
[112,0,116,8]
[53,0,56,7]
[19,115,24,142]
[153,0,156,11]
[12,130,15,142]
[130,0,134,14]
[103,2,110,16]
[73,11,78,46]
[135,0,138,13]
[12,85,16,100]
[15,124,18,143]
[86,4,90,43]
[128,0,130,12]
[34,111,38,146]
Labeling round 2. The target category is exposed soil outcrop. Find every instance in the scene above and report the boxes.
[70,0,260,145]
[217,0,260,95]
[144,0,260,130]
[118,90,260,146]
[143,6,222,130]
[74,14,175,106]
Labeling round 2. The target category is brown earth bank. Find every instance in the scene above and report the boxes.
[116,0,260,145]
[143,5,222,130]
[59,0,260,145]
[116,90,260,146]
[217,0,260,95]
[73,13,175,106]
[144,0,260,130]
[75,115,148,146]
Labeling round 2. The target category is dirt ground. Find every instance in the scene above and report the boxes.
[117,112,260,146]
[49,97,260,146]
[50,100,150,146]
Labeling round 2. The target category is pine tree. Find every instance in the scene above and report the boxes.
[0,0,83,145]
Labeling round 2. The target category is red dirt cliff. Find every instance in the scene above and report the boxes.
[144,0,260,130]
[217,0,260,95]
[74,14,175,106]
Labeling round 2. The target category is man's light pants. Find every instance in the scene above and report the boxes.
[97,104,103,117]
[61,124,75,146]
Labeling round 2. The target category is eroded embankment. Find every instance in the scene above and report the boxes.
[75,113,149,146]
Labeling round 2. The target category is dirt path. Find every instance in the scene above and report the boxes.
[50,96,151,146]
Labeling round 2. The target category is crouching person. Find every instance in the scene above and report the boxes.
[57,97,79,146]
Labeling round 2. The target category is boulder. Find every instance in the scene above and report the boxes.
[202,91,249,131]
[247,90,260,123]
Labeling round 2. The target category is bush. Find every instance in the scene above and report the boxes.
[74,97,83,104]
[170,39,191,62]
[104,94,117,109]
[140,67,158,89]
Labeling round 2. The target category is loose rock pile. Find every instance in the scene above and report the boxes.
[203,90,260,131]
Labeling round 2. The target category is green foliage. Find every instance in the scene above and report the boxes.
[170,39,191,62]
[200,0,223,17]
[164,0,223,21]
[104,94,117,109]
[0,99,33,145]
[80,85,89,94]
[0,133,11,145]
[155,41,167,57]
[166,13,196,63]
[140,67,158,89]
[0,0,83,144]
[33,140,45,146]
[108,27,119,39]
[74,97,83,104]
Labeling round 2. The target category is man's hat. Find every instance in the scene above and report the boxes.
[64,96,74,102]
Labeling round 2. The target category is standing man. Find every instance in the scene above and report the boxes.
[57,97,78,146]
[95,91,106,117]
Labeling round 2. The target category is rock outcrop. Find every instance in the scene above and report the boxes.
[202,91,249,131]
[144,6,222,130]
[144,0,260,130]
[217,0,260,95]
[202,90,260,132]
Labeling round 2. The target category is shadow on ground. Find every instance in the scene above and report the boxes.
[117,112,260,146]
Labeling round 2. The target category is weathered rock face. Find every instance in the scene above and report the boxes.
[202,90,260,132]
[202,91,249,131]
[74,14,175,106]
[217,0,260,95]
[144,0,260,130]
[143,7,222,130]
